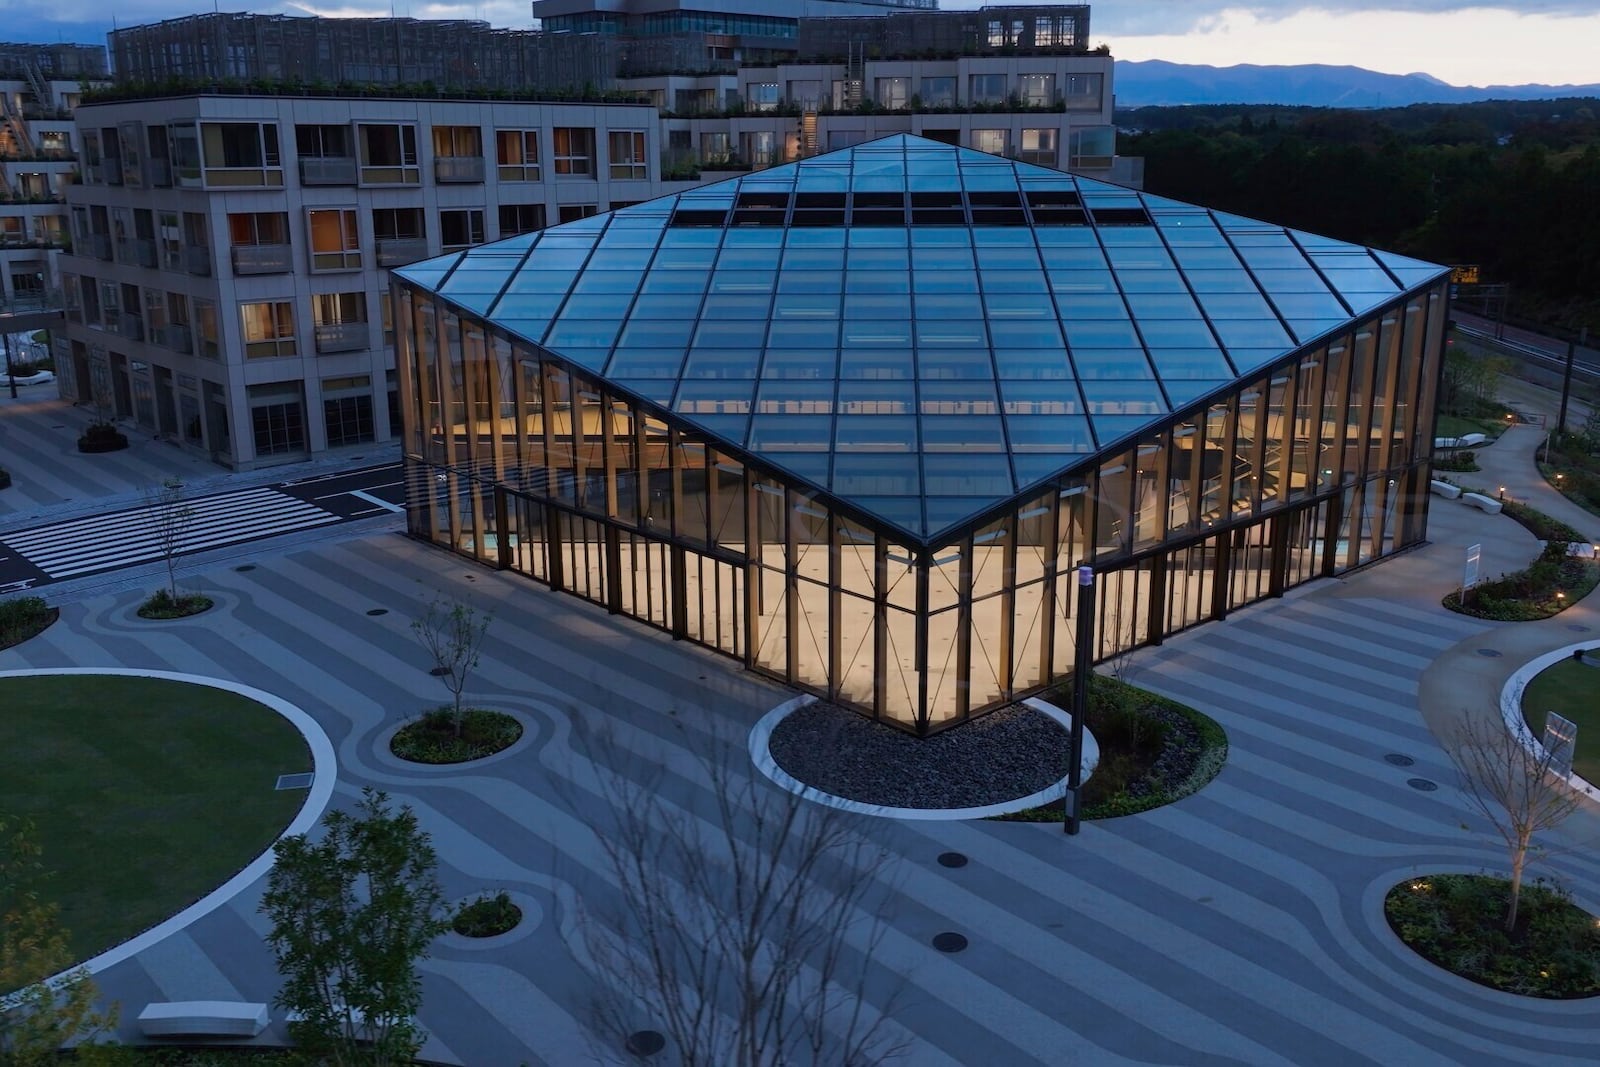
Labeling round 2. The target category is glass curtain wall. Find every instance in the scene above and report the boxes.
[398,279,1447,735]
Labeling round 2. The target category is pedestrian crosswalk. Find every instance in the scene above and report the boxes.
[0,486,341,578]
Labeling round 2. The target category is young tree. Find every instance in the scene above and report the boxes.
[411,597,491,737]
[260,789,449,1067]
[573,727,908,1067]
[0,816,114,1065]
[143,477,194,602]
[1443,713,1583,931]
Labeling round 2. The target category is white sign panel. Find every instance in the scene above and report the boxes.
[1464,543,1482,591]
[1544,712,1577,778]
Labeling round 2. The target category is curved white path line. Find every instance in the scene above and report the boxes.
[0,668,337,983]
[1498,642,1600,805]
[749,695,1098,821]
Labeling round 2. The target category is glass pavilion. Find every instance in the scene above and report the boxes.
[393,134,1449,735]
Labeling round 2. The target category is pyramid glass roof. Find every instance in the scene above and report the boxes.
[397,134,1448,541]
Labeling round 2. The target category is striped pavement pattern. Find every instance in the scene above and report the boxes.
[5,534,1599,1066]
[0,487,339,578]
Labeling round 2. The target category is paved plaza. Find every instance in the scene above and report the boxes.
[3,414,1600,1064]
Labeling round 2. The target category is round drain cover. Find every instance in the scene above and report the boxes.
[937,852,969,869]
[1407,778,1439,792]
[1384,754,1416,767]
[626,1031,665,1056]
[932,931,968,953]
[1569,624,1592,633]
[234,564,256,573]
[366,608,388,616]
[1475,648,1502,658]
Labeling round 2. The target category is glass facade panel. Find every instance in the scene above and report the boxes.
[395,134,1448,736]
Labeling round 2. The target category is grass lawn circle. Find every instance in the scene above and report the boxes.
[0,672,316,976]
[390,707,523,764]
[1520,656,1600,784]
[1384,873,1600,998]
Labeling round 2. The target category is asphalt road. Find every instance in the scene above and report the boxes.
[0,461,404,593]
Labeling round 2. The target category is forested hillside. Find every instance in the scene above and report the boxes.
[1119,100,1600,332]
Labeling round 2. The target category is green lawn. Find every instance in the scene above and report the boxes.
[1436,413,1508,441]
[0,675,311,964]
[1521,658,1600,782]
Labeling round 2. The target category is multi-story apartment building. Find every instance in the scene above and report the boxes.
[56,94,668,467]
[0,43,106,309]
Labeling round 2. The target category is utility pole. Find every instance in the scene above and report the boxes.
[4,331,17,400]
[1066,564,1095,836]
[1557,338,1575,435]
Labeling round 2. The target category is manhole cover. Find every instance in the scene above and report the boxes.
[1407,778,1439,792]
[1475,648,1502,657]
[937,852,969,869]
[51,424,66,429]
[235,564,256,573]
[275,772,314,791]
[366,608,388,616]
[428,666,450,677]
[932,931,969,953]
[625,1031,665,1056]
[1569,624,1592,633]
[1384,754,1416,767]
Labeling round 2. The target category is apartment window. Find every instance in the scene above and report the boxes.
[432,126,485,182]
[249,384,306,456]
[143,289,167,333]
[496,130,540,181]
[200,122,283,186]
[307,209,361,271]
[608,131,648,180]
[748,82,780,112]
[323,377,375,447]
[1069,127,1116,169]
[296,124,355,184]
[373,208,427,266]
[1018,128,1058,165]
[228,213,292,275]
[313,293,368,354]
[499,203,546,238]
[558,205,598,223]
[358,124,420,184]
[553,128,595,176]
[1036,15,1079,48]
[973,129,1007,156]
[970,74,1007,105]
[920,77,956,108]
[787,80,822,108]
[380,292,394,346]
[168,125,201,186]
[1018,74,1056,107]
[195,298,219,359]
[1063,73,1104,109]
[986,18,1023,46]
[875,77,911,111]
[700,132,732,165]
[241,301,297,359]
[440,209,486,251]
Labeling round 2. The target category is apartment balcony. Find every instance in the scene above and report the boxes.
[231,243,292,275]
[184,246,212,277]
[375,237,429,267]
[156,323,192,354]
[117,237,158,269]
[300,156,358,186]
[314,321,369,354]
[433,156,485,184]
[88,233,112,261]
[144,158,171,187]
[116,314,144,343]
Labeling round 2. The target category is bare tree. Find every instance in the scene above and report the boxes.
[143,477,194,602]
[1442,713,1582,931]
[410,597,490,737]
[572,727,908,1067]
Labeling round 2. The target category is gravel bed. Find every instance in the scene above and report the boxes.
[767,701,1069,810]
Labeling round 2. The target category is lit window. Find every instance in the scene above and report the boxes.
[553,128,595,176]
[241,301,297,359]
[496,130,540,180]
[608,131,648,180]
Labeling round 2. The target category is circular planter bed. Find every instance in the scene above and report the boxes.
[0,596,58,651]
[137,591,215,620]
[391,707,522,764]
[452,891,522,938]
[1385,873,1600,998]
[77,425,129,453]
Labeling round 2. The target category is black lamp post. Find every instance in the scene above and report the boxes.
[4,332,17,400]
[1066,563,1095,835]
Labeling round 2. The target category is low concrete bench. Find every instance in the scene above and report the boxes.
[137,1001,269,1038]
[1461,492,1503,515]
[1430,480,1462,499]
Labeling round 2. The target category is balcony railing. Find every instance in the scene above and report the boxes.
[184,245,211,276]
[433,156,485,183]
[156,323,192,353]
[88,233,112,261]
[375,237,428,267]
[231,243,292,275]
[116,314,144,342]
[116,237,158,268]
[299,156,358,185]
[315,321,370,353]
[144,158,171,187]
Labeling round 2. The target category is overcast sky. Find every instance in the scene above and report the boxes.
[5,1,1598,87]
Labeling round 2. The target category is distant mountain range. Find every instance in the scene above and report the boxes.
[1114,60,1600,109]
